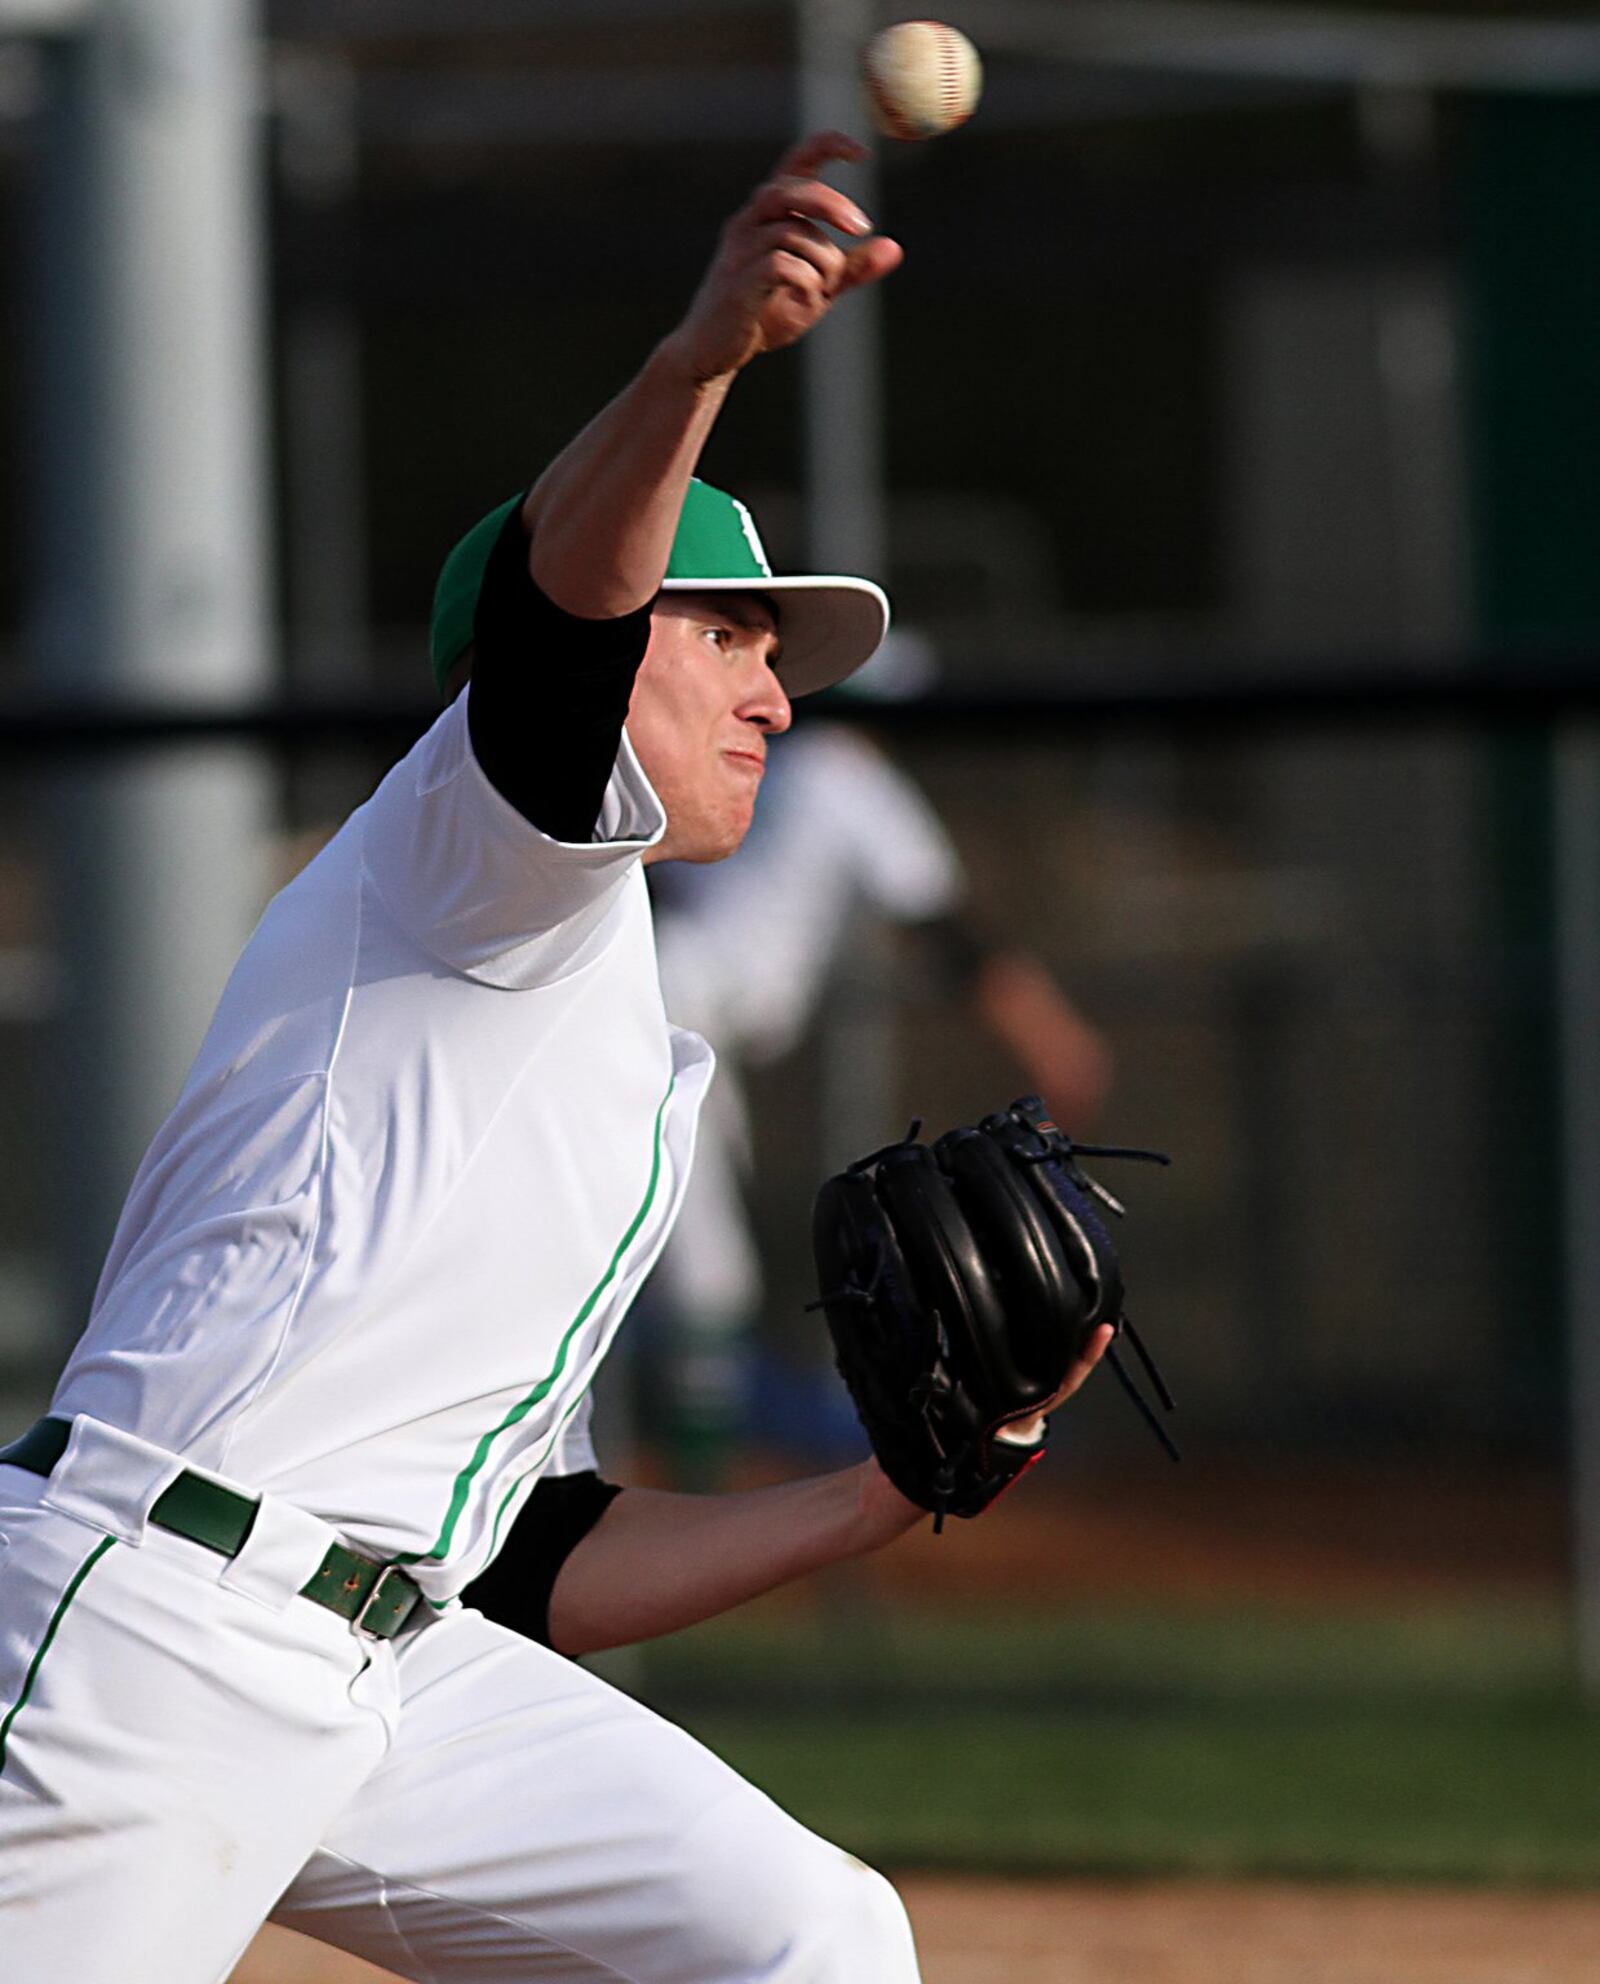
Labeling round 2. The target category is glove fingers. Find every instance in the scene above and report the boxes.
[813,1169,925,1374]
[1026,1154,1125,1326]
[813,1167,954,1507]
[934,1127,1089,1394]
[980,1107,1125,1327]
[872,1147,997,1448]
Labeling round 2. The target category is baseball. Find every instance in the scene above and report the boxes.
[863,20,983,141]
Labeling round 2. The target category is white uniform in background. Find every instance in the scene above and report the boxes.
[651,724,962,1374]
[0,692,917,1983]
[657,723,962,1070]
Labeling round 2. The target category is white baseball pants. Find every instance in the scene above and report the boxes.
[0,1420,921,1983]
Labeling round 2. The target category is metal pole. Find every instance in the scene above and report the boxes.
[1555,725,1600,1694]
[33,0,274,1322]
[796,1,898,1166]
[796,0,886,581]
[275,47,368,691]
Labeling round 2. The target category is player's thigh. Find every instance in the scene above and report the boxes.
[0,1493,389,1984]
[275,1607,920,1983]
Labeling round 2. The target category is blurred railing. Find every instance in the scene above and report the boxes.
[0,683,1587,1655]
[0,673,1591,1431]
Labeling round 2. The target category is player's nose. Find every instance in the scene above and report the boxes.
[742,655,791,734]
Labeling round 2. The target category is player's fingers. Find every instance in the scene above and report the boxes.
[745,218,849,286]
[1083,1321,1116,1370]
[747,175,874,238]
[757,250,829,308]
[1053,1322,1116,1405]
[773,128,867,183]
[836,234,904,293]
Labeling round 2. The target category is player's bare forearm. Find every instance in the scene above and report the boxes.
[519,345,733,620]
[545,1460,924,1657]
[974,950,1115,1132]
[521,131,900,621]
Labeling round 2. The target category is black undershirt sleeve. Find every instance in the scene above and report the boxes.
[465,500,654,841]
[463,1470,625,1648]
[907,912,991,1000]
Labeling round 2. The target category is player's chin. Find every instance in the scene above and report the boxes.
[714,767,766,854]
[678,797,759,864]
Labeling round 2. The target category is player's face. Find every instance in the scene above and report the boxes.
[629,592,791,863]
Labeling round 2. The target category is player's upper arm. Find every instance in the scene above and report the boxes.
[359,689,664,984]
[466,500,654,841]
[463,1470,625,1646]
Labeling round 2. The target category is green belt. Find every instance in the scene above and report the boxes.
[0,1417,425,1641]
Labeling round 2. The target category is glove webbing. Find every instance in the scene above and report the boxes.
[1013,1123,1180,1462]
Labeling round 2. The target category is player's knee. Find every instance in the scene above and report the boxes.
[677,1799,918,1979]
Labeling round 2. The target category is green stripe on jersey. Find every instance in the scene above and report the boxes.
[408,1075,676,1566]
[0,1534,117,1774]
[484,1386,589,1569]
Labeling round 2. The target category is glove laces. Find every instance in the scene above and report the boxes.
[1004,1099,1181,1462]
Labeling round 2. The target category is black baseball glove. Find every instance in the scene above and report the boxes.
[811,1096,1176,1529]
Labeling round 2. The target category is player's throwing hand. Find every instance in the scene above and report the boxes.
[664,131,903,384]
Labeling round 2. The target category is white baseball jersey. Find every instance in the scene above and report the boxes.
[50,687,712,1599]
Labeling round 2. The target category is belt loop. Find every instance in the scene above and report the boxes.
[4,1414,428,1638]
[40,1417,186,1546]
[219,1497,346,1614]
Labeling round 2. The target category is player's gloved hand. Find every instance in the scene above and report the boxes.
[664,131,903,383]
[811,1097,1177,1531]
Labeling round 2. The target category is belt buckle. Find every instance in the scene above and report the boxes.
[354,1563,420,1641]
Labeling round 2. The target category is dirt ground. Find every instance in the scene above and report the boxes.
[236,1876,1600,1984]
[897,1877,1600,1983]
[229,1457,1573,1984]
[861,1455,1566,1608]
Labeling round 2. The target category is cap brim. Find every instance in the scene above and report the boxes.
[658,575,889,699]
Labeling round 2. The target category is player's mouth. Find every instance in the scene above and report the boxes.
[723,747,766,779]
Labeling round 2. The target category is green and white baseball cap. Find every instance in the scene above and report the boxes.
[430,478,889,699]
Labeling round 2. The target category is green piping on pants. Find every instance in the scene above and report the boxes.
[0,1533,117,1774]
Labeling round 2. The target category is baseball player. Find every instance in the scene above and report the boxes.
[0,132,1110,1983]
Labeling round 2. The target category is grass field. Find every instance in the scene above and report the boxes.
[647,1593,1600,1884]
[232,1574,1600,1982]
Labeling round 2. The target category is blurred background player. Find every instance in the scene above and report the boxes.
[635,660,1113,1490]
